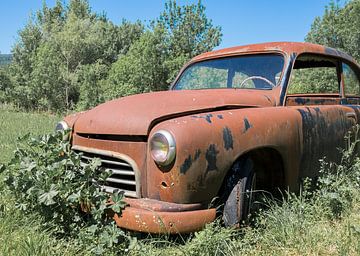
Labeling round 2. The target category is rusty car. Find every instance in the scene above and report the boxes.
[56,42,360,233]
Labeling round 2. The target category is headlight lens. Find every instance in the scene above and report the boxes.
[55,121,69,132]
[150,130,176,166]
[55,121,70,140]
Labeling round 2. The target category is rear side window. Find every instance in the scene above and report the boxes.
[343,63,360,96]
[287,54,340,94]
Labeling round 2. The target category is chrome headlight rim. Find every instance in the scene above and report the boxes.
[55,120,71,141]
[150,130,176,166]
[55,120,70,132]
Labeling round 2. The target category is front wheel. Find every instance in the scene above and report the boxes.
[222,157,256,227]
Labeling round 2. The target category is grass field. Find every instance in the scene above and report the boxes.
[0,105,86,255]
[0,105,360,255]
[0,105,59,163]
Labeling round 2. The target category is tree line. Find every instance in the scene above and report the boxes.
[0,0,221,112]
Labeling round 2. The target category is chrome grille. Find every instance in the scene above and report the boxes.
[74,147,139,198]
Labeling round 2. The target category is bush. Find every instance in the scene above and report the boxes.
[0,131,133,254]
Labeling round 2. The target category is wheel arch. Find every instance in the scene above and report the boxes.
[218,146,286,198]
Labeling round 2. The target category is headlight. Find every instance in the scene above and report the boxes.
[55,121,70,140]
[55,121,69,132]
[150,130,176,166]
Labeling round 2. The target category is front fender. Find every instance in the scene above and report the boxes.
[146,107,302,204]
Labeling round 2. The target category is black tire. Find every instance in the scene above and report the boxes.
[222,157,256,227]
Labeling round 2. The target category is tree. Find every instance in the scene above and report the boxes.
[306,0,360,62]
[76,62,108,110]
[9,0,221,111]
[156,0,222,83]
[157,0,222,58]
[0,67,12,103]
[104,0,222,99]
[9,0,143,111]
[104,28,169,100]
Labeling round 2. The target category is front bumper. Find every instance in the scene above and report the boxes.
[113,198,216,234]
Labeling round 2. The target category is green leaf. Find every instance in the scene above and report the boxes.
[109,191,127,213]
[38,185,59,206]
[67,190,81,203]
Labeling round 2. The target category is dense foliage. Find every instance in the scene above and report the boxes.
[1,0,221,112]
[285,0,360,94]
[306,0,360,62]
[0,131,132,254]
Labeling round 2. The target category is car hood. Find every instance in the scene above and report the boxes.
[74,89,276,136]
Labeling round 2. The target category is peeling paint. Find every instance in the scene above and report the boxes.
[180,155,192,174]
[223,127,234,150]
[243,118,253,133]
[180,149,201,175]
[206,144,219,172]
[191,114,214,124]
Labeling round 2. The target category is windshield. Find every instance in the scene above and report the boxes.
[173,54,285,90]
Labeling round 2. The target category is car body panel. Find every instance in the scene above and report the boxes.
[74,89,277,136]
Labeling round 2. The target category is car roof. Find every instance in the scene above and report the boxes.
[191,42,358,65]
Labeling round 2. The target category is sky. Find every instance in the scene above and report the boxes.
[0,0,341,54]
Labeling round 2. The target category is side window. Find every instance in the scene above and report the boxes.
[287,55,340,94]
[343,63,360,96]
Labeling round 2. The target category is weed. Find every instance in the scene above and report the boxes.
[0,131,131,254]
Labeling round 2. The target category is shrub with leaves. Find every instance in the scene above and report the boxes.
[0,131,133,254]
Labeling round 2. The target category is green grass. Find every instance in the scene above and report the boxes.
[0,104,360,255]
[0,105,85,255]
[0,104,59,163]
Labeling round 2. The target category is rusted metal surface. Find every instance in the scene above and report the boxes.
[285,94,342,106]
[113,199,216,234]
[190,42,357,64]
[74,89,277,136]
[63,42,360,233]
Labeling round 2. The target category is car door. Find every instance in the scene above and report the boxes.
[285,54,357,178]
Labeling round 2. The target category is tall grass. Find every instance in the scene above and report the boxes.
[0,105,84,255]
[0,104,58,163]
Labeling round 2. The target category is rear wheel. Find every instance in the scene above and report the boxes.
[222,157,256,227]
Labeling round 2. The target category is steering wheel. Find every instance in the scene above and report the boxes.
[239,76,275,88]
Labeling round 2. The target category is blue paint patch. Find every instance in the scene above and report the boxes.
[194,149,201,160]
[191,114,214,124]
[180,155,192,174]
[223,127,233,150]
[295,97,307,105]
[243,118,253,133]
[180,149,202,175]
[206,144,219,172]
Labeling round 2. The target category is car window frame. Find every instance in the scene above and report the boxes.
[285,53,343,97]
[170,52,287,91]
